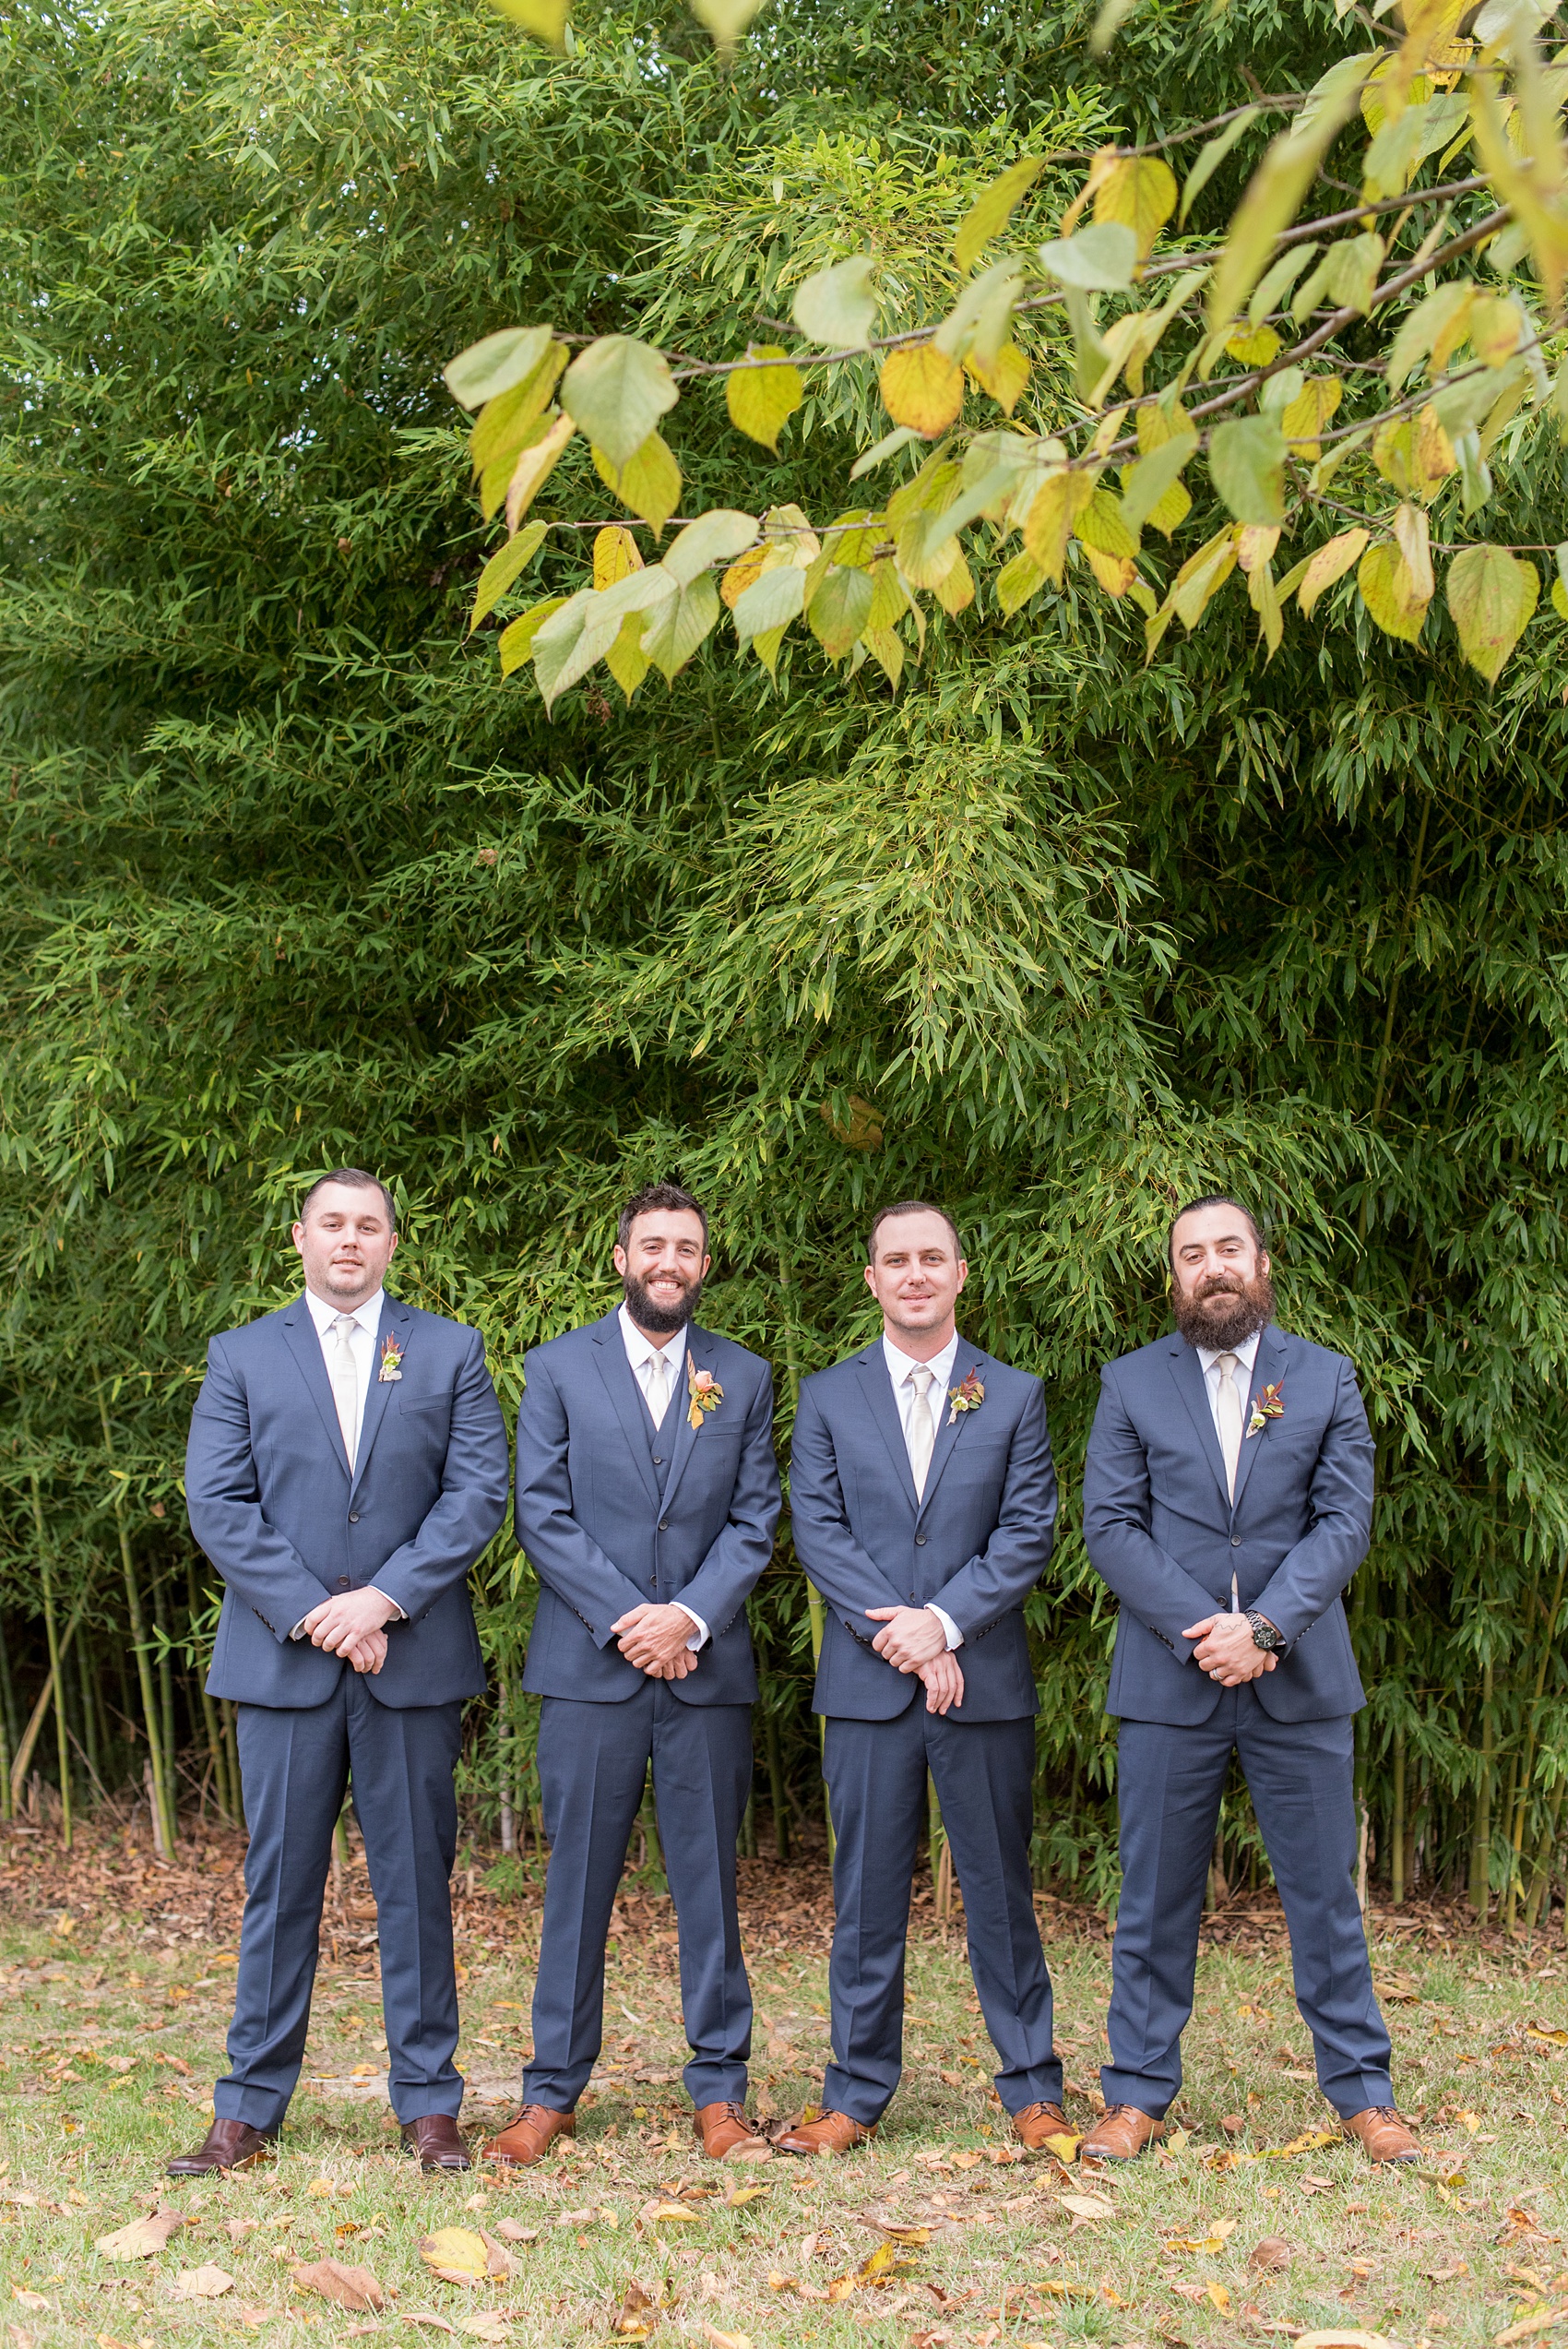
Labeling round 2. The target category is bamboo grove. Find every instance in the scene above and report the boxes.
[1,0,1567,1931]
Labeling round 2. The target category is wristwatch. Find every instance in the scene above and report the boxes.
[1245,1610,1284,1652]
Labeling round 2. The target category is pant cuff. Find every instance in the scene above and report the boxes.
[391,2088,466,2122]
[213,2087,288,2131]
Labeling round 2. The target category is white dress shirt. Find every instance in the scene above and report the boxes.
[618,1302,707,1650]
[291,1287,401,1638]
[883,1330,964,1652]
[1194,1326,1262,1615]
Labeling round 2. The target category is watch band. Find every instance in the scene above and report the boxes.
[1245,1609,1284,1652]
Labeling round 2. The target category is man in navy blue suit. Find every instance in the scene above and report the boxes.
[489,1184,781,2168]
[174,1169,510,2177]
[781,1202,1065,2155]
[1080,1195,1416,2166]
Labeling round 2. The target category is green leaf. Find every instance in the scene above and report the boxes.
[933,259,1023,364]
[1074,488,1137,560]
[1296,527,1369,617]
[468,521,548,634]
[498,595,565,678]
[1036,222,1138,291]
[849,426,920,481]
[732,563,806,644]
[640,573,721,681]
[593,433,683,532]
[469,342,569,476]
[1247,244,1319,331]
[806,566,874,661]
[1207,60,1370,334]
[995,546,1045,618]
[505,410,576,534]
[726,347,803,452]
[954,157,1043,275]
[1357,540,1431,644]
[1445,544,1539,684]
[792,256,877,347]
[1119,427,1196,533]
[531,590,600,713]
[663,510,758,588]
[1180,107,1259,226]
[1208,415,1287,526]
[485,0,568,45]
[562,336,678,471]
[1093,155,1177,261]
[445,324,555,411]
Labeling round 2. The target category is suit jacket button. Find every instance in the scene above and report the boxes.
[659,1520,670,1531]
[349,1512,361,1523]
[337,1578,350,1589]
[652,1455,663,1464]
[1230,1534,1241,1547]
[915,1534,927,1546]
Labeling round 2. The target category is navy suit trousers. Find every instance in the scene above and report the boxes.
[822,1707,1061,2124]
[215,1678,465,2131]
[1104,1685,1393,2118]
[525,1683,754,2110]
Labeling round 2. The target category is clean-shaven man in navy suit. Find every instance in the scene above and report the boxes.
[1080,1194,1416,2167]
[175,1169,510,2177]
[781,1201,1066,2155]
[490,1184,781,2168]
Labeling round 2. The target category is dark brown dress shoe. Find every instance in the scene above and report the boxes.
[1012,2100,1075,2151]
[166,2117,278,2176]
[1342,2105,1421,2164]
[1078,2105,1165,2163]
[693,2100,770,2161]
[772,2109,876,2155]
[402,2113,472,2171]
[483,2104,576,2166]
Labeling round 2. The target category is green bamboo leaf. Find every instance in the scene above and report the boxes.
[1179,107,1258,225]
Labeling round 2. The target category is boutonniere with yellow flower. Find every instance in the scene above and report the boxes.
[1246,1381,1284,1437]
[687,1351,723,1432]
[946,1368,985,1427]
[378,1332,406,1383]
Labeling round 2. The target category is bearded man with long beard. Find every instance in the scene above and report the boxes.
[488,1184,780,2168]
[1079,1197,1417,2168]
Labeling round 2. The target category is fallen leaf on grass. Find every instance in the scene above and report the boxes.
[173,2266,233,2299]
[457,2319,512,2344]
[95,2209,186,2260]
[492,2219,537,2244]
[1457,2110,1483,2135]
[949,2152,983,2171]
[1058,2192,1115,2223]
[1494,2317,1568,2347]
[641,2201,703,2227]
[1250,2236,1293,2271]
[724,2186,768,2208]
[859,2219,932,2246]
[1294,2333,1402,2349]
[766,2272,826,2302]
[291,2259,386,2312]
[421,2225,515,2282]
[699,2329,752,2349]
[226,2220,256,2248]
[1206,2283,1231,2313]
[10,2293,50,2313]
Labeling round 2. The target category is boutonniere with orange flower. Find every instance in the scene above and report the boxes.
[946,1368,985,1427]
[1247,1381,1284,1437]
[378,1333,406,1383]
[687,1351,723,1432]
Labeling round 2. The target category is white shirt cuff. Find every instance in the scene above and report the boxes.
[926,1604,963,1651]
[673,1600,709,1651]
[289,1587,404,1641]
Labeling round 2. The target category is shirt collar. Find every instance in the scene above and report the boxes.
[618,1299,687,1371]
[1196,1327,1263,1377]
[304,1286,384,1337]
[883,1329,961,1395]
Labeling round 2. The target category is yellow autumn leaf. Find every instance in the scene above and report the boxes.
[594,525,643,590]
[965,341,1029,412]
[726,346,803,453]
[420,2227,491,2278]
[1295,529,1369,617]
[1357,539,1431,642]
[880,343,965,438]
[1446,544,1539,685]
[1093,152,1178,259]
[1023,470,1095,584]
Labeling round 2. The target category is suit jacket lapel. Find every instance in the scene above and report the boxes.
[590,1310,660,1510]
[658,1326,716,1518]
[281,1299,351,1480]
[854,1348,919,1510]
[1229,1324,1287,1514]
[916,1349,984,1522]
[1168,1336,1231,1514]
[350,1296,411,1498]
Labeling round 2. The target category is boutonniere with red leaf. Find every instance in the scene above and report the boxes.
[686,1351,723,1432]
[378,1332,405,1384]
[946,1368,985,1427]
[1246,1381,1284,1437]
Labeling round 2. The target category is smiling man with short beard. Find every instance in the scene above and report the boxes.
[1079,1195,1417,2170]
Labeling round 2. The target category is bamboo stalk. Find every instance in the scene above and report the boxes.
[0,1613,16,1821]
[1391,1582,1408,1904]
[29,1466,72,1849]
[98,1387,176,1859]
[1469,1658,1495,1916]
[1524,1788,1562,1934]
[1505,1556,1568,1931]
[152,1570,177,1830]
[7,1595,87,1810]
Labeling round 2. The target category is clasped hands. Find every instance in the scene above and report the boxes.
[612,1602,700,1678]
[302,1587,396,1675]
[865,1604,964,1717]
[1182,1611,1277,1686]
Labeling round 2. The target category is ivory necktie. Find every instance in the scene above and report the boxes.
[329,1313,360,1471]
[906,1363,937,1500]
[1215,1350,1243,1502]
[646,1347,671,1429]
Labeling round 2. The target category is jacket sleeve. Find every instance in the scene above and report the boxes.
[513,1351,650,1645]
[787,1382,910,1633]
[184,1336,335,1642]
[671,1363,782,1640]
[1081,1364,1232,1659]
[360,1328,512,1622]
[925,1377,1058,1635]
[1248,1357,1374,1644]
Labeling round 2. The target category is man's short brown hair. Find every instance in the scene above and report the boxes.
[867,1199,962,1262]
[1167,1193,1264,1269]
[299,1168,398,1234]
[617,1182,708,1252]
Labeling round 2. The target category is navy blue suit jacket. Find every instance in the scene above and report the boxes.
[1081,1322,1372,1726]
[789,1340,1056,1723]
[186,1293,511,1711]
[515,1311,781,1706]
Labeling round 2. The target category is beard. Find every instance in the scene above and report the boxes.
[623,1267,704,1337]
[1171,1266,1276,1351]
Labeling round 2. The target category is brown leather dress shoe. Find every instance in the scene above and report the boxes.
[166,2117,278,2177]
[1011,2100,1075,2151]
[772,2109,876,2155]
[1342,2105,1421,2164]
[402,2113,472,2171]
[484,2104,576,2166]
[693,2100,770,2160]
[1078,2105,1165,2164]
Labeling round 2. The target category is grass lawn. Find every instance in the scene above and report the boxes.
[2,1824,1566,2348]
